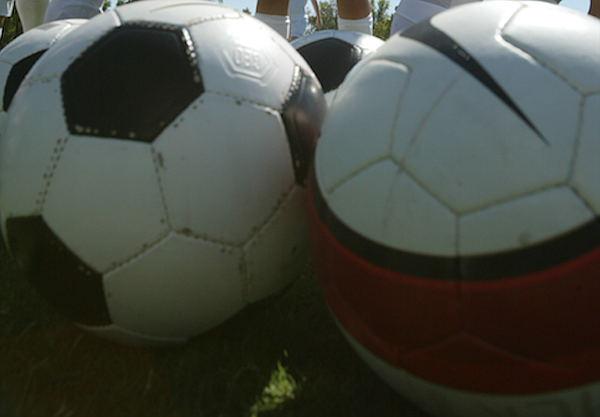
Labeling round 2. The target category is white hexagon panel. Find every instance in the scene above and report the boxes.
[571,93,600,214]
[153,93,295,246]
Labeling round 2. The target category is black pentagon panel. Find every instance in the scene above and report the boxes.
[296,38,362,93]
[282,66,327,186]
[5,215,111,326]
[61,23,204,142]
[3,50,47,112]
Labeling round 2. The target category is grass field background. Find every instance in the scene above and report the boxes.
[0,236,433,417]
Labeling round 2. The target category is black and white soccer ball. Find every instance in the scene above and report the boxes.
[292,30,384,104]
[0,19,86,133]
[0,0,326,345]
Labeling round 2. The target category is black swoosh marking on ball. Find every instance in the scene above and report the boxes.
[401,19,547,145]
[310,167,600,281]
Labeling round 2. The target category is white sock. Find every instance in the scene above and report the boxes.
[392,0,446,33]
[337,14,373,35]
[43,0,103,23]
[0,0,14,17]
[389,12,413,35]
[254,12,291,39]
[289,0,308,39]
[16,0,48,31]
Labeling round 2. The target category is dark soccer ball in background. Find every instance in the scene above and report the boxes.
[292,29,384,104]
[0,19,86,134]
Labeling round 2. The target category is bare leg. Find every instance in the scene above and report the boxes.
[590,0,599,18]
[256,0,290,15]
[337,0,371,19]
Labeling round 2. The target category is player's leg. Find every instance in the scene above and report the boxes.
[43,0,103,23]
[16,0,48,31]
[289,0,307,40]
[337,0,373,35]
[590,0,599,17]
[389,0,482,36]
[390,0,446,35]
[0,0,14,39]
[255,0,291,39]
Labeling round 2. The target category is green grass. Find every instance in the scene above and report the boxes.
[0,236,432,417]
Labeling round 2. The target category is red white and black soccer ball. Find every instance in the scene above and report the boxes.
[307,2,600,416]
[0,19,86,134]
[0,0,326,345]
[291,30,384,104]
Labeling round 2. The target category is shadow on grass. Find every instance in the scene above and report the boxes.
[0,237,431,417]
